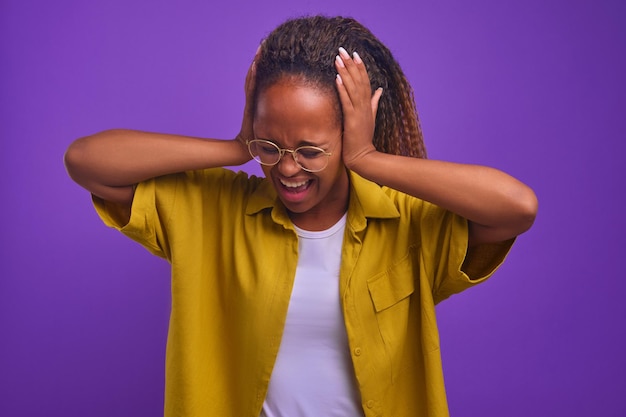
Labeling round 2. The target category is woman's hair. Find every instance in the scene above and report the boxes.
[254,15,426,158]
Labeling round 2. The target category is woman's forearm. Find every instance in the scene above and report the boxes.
[348,152,538,245]
[64,129,251,203]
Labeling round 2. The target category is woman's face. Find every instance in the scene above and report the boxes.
[253,78,349,230]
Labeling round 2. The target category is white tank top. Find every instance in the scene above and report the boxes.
[261,213,363,417]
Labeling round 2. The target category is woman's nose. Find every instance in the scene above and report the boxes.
[276,151,301,175]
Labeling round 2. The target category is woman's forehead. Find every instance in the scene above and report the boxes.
[255,76,341,122]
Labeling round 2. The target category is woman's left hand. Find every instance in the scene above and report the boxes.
[335,47,383,170]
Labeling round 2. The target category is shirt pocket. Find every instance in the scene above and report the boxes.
[367,250,416,312]
[366,249,417,381]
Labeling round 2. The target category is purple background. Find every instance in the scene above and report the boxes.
[1,0,624,416]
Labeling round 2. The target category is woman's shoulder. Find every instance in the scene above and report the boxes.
[166,167,266,194]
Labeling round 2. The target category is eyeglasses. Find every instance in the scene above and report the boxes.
[247,139,333,173]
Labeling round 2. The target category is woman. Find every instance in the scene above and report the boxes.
[65,15,537,417]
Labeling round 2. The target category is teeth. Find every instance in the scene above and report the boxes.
[280,179,309,188]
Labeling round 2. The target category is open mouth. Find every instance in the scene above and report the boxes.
[279,178,312,194]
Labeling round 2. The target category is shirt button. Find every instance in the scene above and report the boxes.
[353,347,362,356]
[366,400,375,408]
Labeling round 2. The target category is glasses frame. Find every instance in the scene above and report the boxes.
[246,139,333,173]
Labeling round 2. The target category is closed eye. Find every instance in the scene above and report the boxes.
[259,144,280,154]
[297,147,326,159]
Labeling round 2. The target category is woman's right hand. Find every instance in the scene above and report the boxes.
[235,45,262,156]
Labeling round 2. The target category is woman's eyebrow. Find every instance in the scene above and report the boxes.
[255,137,327,148]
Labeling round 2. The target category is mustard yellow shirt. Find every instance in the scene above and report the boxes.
[94,168,513,417]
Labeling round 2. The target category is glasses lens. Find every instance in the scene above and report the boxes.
[295,146,329,172]
[249,140,281,165]
[248,140,330,172]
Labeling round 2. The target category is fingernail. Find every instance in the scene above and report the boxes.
[335,55,345,68]
[338,47,350,59]
[336,73,343,85]
[353,51,362,64]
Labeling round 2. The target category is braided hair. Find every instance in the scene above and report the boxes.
[254,15,426,158]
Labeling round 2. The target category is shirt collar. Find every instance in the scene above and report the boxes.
[244,170,400,227]
[346,171,400,232]
[245,177,276,215]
